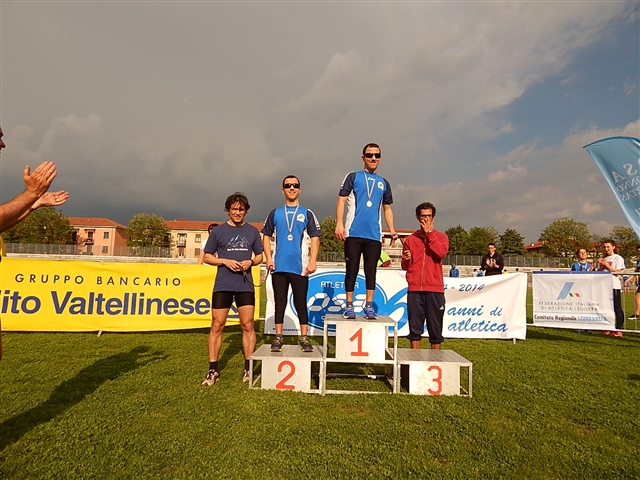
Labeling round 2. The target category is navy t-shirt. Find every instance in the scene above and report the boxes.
[204,222,263,292]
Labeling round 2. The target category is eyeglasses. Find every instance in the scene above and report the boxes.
[364,153,381,159]
[419,214,433,218]
[283,183,300,189]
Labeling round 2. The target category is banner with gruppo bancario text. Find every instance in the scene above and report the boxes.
[0,258,260,331]
[532,271,615,330]
[265,268,527,339]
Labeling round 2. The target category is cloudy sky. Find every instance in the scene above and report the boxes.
[1,1,638,244]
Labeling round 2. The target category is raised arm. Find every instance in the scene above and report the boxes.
[0,162,59,233]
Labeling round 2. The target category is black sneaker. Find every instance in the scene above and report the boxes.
[299,336,313,353]
[271,335,284,352]
[242,368,250,383]
[201,369,220,386]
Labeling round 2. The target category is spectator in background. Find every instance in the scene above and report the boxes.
[378,249,392,268]
[598,239,625,337]
[0,126,69,360]
[627,245,640,320]
[197,223,218,265]
[571,248,593,271]
[449,264,460,277]
[480,243,504,276]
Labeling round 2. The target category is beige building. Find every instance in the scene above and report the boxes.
[165,219,265,259]
[69,217,129,256]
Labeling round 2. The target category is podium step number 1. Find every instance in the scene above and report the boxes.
[334,321,390,363]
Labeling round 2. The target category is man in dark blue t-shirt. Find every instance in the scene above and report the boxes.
[201,192,263,386]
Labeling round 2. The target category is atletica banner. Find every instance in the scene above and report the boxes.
[584,136,640,238]
[532,271,615,330]
[1,258,261,332]
[265,268,527,339]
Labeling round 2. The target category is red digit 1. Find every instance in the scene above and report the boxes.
[427,365,442,395]
[350,328,369,357]
[275,360,296,390]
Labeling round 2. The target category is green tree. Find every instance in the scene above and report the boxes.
[126,213,171,247]
[467,226,499,255]
[539,218,591,257]
[2,207,74,244]
[609,226,638,258]
[499,228,525,255]
[445,225,469,255]
[318,216,343,254]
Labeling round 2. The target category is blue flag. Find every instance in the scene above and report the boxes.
[584,136,640,238]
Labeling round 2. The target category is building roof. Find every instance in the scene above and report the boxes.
[165,219,216,231]
[68,217,127,229]
[525,241,544,251]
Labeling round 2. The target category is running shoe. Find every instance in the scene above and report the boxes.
[242,368,250,383]
[629,315,639,320]
[270,335,284,352]
[299,336,313,353]
[343,306,356,319]
[364,305,377,320]
[611,331,624,337]
[201,369,220,386]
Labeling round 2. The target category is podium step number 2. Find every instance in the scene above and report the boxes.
[249,345,323,394]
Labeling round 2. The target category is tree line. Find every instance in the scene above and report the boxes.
[4,210,639,259]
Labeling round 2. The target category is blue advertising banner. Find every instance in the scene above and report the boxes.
[584,136,640,237]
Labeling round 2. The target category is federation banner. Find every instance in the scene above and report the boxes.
[584,136,640,238]
[532,271,614,330]
[265,268,527,339]
[0,258,261,332]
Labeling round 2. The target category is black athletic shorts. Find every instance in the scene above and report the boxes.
[212,291,255,309]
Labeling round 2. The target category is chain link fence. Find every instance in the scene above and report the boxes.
[4,243,171,258]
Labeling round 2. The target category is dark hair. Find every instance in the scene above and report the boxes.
[603,239,616,249]
[575,248,586,257]
[362,143,381,155]
[207,223,218,234]
[488,242,496,248]
[282,175,300,188]
[224,192,250,212]
[415,202,436,217]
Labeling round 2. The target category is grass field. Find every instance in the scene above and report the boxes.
[1,288,639,479]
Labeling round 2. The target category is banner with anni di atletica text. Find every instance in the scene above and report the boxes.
[265,268,527,339]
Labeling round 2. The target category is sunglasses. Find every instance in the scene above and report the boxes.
[283,183,300,189]
[364,153,381,159]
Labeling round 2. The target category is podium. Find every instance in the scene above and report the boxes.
[251,315,473,396]
[249,344,323,393]
[322,314,398,394]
